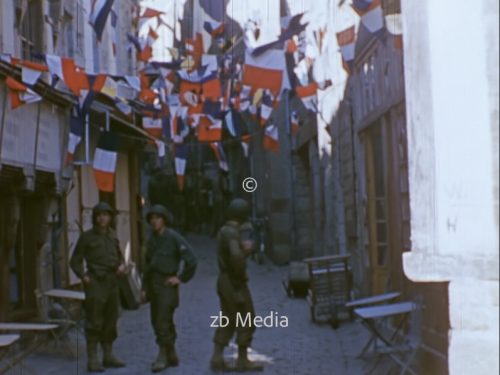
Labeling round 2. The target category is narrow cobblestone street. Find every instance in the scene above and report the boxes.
[13,235,371,375]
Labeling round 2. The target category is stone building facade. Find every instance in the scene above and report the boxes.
[0,0,147,320]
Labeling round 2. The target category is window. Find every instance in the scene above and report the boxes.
[48,0,62,49]
[76,1,85,56]
[62,10,75,57]
[16,0,44,61]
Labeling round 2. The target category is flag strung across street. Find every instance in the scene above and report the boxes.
[0,0,399,187]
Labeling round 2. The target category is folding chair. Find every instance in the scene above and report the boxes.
[0,334,20,375]
[34,289,77,357]
[366,296,423,375]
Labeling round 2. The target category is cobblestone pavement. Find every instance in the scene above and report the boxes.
[9,235,377,375]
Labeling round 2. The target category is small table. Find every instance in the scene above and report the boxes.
[0,323,59,331]
[345,292,400,309]
[44,289,85,301]
[0,334,20,374]
[0,335,20,348]
[354,301,416,358]
[0,324,59,375]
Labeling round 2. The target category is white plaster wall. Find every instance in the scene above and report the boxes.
[402,0,499,279]
[401,0,499,373]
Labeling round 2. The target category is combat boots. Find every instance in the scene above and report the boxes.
[102,342,126,368]
[210,343,230,371]
[166,344,179,366]
[235,346,263,372]
[86,340,104,373]
[151,346,168,373]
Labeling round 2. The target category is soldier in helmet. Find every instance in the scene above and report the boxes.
[70,202,127,372]
[143,204,197,372]
[210,198,264,372]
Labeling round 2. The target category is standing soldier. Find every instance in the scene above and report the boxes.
[70,202,126,372]
[210,198,264,372]
[144,204,197,372]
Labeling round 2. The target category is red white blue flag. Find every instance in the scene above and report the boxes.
[243,49,289,97]
[5,77,41,109]
[66,105,85,166]
[210,142,229,172]
[89,0,115,42]
[264,124,279,153]
[336,26,356,73]
[93,131,118,192]
[203,20,225,37]
[351,0,384,35]
[175,143,188,191]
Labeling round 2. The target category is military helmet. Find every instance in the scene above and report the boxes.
[147,204,173,225]
[92,202,114,224]
[227,198,250,223]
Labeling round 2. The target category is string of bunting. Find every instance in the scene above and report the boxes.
[0,0,402,192]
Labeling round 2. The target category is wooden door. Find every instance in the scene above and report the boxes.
[364,122,390,295]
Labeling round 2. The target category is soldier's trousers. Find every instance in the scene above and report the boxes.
[213,275,256,348]
[83,273,120,343]
[147,274,179,347]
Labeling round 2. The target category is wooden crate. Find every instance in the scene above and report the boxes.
[304,255,352,325]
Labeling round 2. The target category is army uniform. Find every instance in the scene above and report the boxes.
[144,205,197,372]
[211,198,263,372]
[70,202,125,372]
[213,222,256,346]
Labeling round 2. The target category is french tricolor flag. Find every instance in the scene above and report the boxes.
[385,13,403,49]
[18,60,49,86]
[89,0,115,42]
[197,116,222,142]
[155,140,165,166]
[203,20,225,37]
[142,116,163,138]
[175,143,188,191]
[336,26,356,73]
[259,90,274,126]
[263,124,279,153]
[110,9,118,56]
[210,142,229,172]
[93,131,118,192]
[351,0,384,35]
[5,77,42,109]
[241,134,251,158]
[295,82,318,112]
[242,49,289,98]
[291,111,300,136]
[79,73,107,115]
[65,105,85,166]
[45,55,88,96]
[140,7,165,19]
